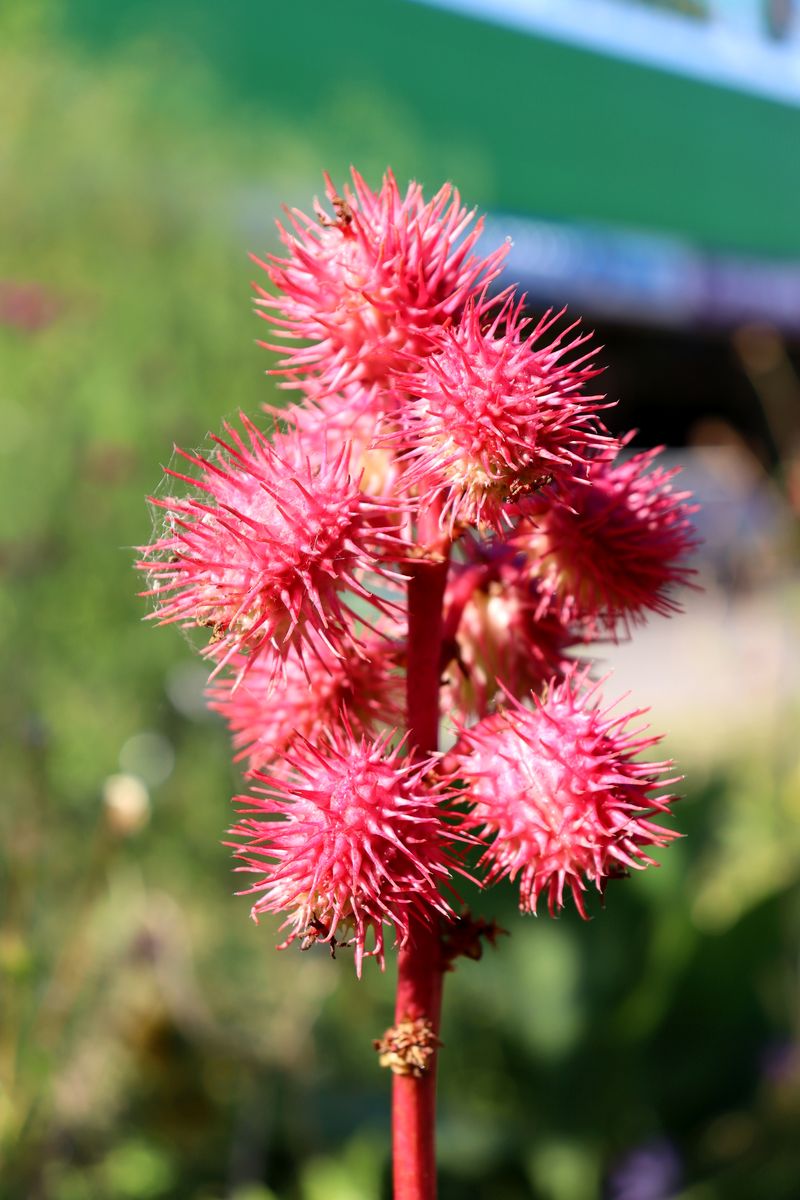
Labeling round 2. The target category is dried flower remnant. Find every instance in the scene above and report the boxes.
[231,728,465,975]
[455,672,679,917]
[440,912,508,967]
[254,168,508,391]
[374,1017,442,1077]
[140,416,403,674]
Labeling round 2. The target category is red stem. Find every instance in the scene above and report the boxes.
[392,928,444,1200]
[405,554,449,754]
[393,545,450,1200]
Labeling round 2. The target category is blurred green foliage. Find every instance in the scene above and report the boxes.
[2,13,800,1200]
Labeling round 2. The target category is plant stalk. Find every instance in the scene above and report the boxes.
[393,544,450,1200]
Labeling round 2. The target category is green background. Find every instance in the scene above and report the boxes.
[60,0,800,258]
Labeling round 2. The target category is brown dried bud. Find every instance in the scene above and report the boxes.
[373,1017,441,1078]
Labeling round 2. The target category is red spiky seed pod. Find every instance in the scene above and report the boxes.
[454,671,679,917]
[394,296,612,534]
[441,541,585,720]
[140,416,404,675]
[231,728,468,975]
[515,444,699,634]
[208,629,403,773]
[254,168,508,391]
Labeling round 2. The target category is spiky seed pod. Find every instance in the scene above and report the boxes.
[441,547,585,721]
[254,168,508,391]
[140,416,404,675]
[231,729,467,975]
[454,672,679,917]
[282,382,402,502]
[394,296,612,533]
[207,629,404,773]
[515,445,699,634]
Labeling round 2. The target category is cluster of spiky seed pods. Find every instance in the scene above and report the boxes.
[140,169,697,975]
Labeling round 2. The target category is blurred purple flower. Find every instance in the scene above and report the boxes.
[760,1039,799,1085]
[606,1138,682,1200]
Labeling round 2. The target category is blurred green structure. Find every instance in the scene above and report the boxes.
[2,2,800,1198]
[61,0,800,257]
